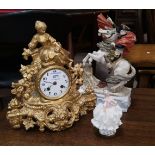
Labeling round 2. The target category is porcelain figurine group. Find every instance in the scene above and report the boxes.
[82,13,136,136]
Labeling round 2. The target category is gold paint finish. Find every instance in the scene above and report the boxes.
[7,21,96,132]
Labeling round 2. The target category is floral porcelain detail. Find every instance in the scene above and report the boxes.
[91,90,122,136]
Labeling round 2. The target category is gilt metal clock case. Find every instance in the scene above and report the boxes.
[7,20,96,132]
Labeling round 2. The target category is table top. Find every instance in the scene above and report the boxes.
[125,44,155,68]
[0,88,155,146]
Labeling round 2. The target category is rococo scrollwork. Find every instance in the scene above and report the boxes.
[7,21,96,132]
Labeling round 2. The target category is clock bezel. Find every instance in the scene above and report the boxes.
[36,65,71,100]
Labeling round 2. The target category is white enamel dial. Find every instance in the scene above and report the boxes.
[39,68,70,99]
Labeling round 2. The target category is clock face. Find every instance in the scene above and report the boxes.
[38,67,70,100]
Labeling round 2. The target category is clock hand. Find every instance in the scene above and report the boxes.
[44,81,58,91]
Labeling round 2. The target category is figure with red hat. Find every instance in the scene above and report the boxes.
[82,14,118,91]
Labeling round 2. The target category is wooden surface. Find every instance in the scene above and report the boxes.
[124,44,155,87]
[125,44,155,68]
[0,88,155,146]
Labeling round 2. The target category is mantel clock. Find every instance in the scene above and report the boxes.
[7,21,96,131]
